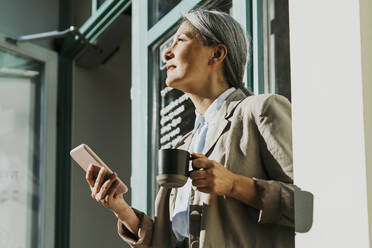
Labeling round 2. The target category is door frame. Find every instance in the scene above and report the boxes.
[0,32,58,248]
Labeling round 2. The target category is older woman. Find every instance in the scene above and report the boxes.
[86,9,294,248]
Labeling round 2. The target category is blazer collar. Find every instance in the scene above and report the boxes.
[202,88,247,156]
[222,88,248,119]
[174,88,248,154]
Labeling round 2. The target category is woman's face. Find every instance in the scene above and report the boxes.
[163,21,214,93]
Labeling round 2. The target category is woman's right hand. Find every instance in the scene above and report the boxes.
[85,164,128,215]
[85,164,140,235]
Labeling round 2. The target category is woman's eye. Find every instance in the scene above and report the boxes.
[177,38,184,42]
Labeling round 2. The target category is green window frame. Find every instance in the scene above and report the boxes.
[80,0,132,42]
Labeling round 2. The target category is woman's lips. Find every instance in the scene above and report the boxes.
[166,65,176,71]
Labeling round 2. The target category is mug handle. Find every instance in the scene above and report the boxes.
[185,154,200,177]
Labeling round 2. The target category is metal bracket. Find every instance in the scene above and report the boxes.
[5,26,95,48]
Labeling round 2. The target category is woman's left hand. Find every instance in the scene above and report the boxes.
[189,153,236,196]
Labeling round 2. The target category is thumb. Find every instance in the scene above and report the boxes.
[190,153,206,159]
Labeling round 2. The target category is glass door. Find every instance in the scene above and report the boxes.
[0,34,57,248]
[0,50,42,248]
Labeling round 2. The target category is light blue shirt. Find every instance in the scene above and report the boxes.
[171,87,236,242]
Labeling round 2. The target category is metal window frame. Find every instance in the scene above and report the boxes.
[0,32,58,248]
[252,0,264,94]
[81,0,132,42]
[131,0,259,215]
[232,0,254,91]
[252,0,292,96]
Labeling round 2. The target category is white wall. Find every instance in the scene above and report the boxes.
[70,21,131,248]
[360,0,372,243]
[289,0,371,247]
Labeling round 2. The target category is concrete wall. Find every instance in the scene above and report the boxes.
[0,0,59,49]
[289,0,371,247]
[70,0,92,28]
[70,16,131,248]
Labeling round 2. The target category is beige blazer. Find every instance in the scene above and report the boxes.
[118,89,294,248]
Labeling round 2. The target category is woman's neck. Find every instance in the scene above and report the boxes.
[188,80,230,115]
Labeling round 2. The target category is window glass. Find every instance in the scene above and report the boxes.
[149,0,182,29]
[0,50,43,248]
[157,35,196,150]
[148,26,196,216]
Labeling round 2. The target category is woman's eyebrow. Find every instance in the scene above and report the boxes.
[172,31,195,43]
[176,30,195,39]
[182,31,195,38]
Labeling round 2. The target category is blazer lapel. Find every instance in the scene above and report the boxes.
[202,89,247,156]
[174,130,195,151]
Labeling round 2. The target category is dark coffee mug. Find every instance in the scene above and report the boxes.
[157,149,195,188]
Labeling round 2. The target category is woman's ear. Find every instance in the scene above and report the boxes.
[210,44,227,65]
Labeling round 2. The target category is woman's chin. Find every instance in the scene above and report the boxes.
[165,78,189,93]
[165,79,178,88]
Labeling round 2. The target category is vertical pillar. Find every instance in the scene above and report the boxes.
[131,0,149,213]
[360,0,372,244]
[289,0,371,247]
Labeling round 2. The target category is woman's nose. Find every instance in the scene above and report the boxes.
[163,46,174,62]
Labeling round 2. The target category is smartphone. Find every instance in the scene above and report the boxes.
[70,144,128,194]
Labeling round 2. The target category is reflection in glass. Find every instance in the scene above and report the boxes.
[261,0,291,100]
[0,49,42,248]
[149,0,182,28]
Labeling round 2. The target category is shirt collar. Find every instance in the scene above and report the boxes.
[193,87,236,130]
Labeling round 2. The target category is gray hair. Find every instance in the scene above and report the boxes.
[183,9,252,95]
